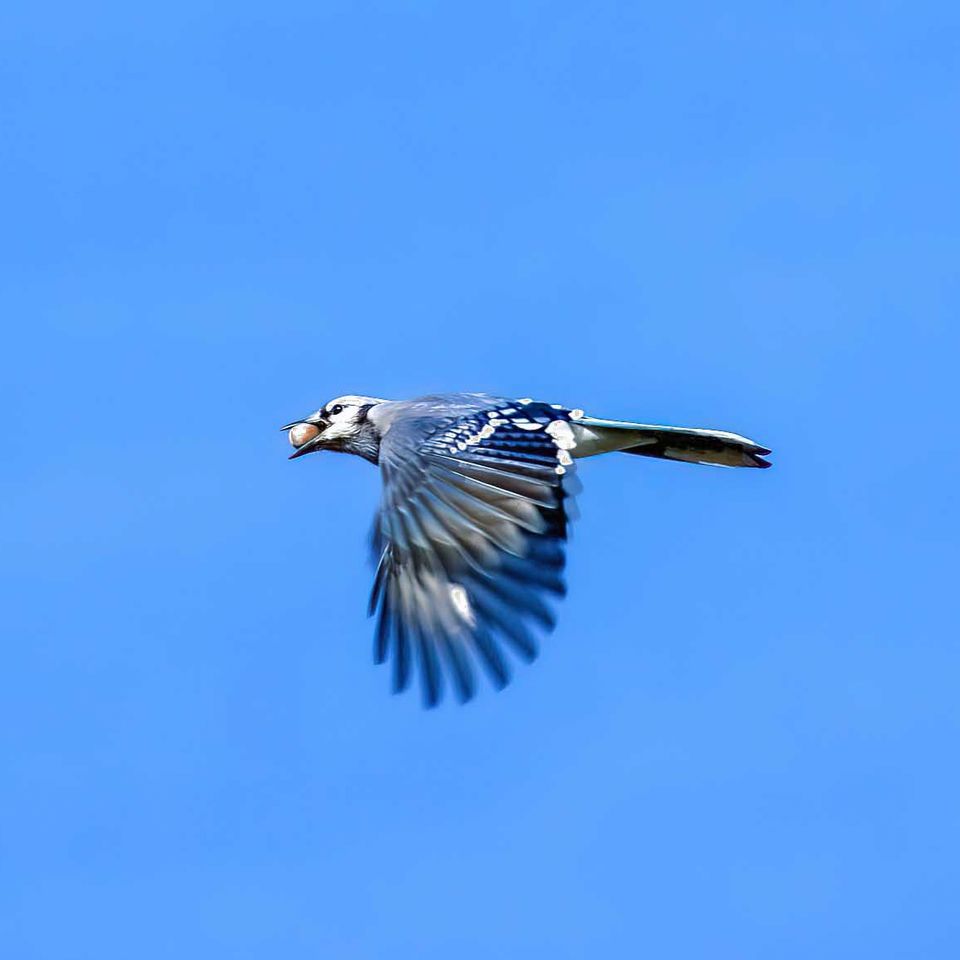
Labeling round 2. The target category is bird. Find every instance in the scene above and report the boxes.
[282,393,771,707]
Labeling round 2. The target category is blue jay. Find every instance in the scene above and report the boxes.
[282,394,771,706]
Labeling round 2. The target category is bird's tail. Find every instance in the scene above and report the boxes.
[571,416,772,468]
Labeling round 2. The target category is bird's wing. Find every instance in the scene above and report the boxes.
[370,400,581,706]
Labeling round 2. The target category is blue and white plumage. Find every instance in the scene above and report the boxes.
[282,393,771,706]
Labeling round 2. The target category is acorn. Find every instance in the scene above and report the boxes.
[288,422,321,448]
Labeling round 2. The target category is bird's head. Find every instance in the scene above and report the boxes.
[283,395,388,463]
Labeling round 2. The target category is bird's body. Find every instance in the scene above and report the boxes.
[283,393,770,705]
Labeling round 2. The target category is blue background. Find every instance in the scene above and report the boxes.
[3,2,958,957]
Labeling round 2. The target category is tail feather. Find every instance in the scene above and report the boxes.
[571,416,772,469]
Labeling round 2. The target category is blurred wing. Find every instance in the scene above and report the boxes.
[370,401,580,706]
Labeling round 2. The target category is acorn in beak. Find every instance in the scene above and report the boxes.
[281,416,326,459]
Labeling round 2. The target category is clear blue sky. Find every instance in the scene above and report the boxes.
[3,2,958,957]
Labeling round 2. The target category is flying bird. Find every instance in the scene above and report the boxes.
[282,393,771,706]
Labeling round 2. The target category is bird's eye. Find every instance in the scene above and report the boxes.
[330,404,344,416]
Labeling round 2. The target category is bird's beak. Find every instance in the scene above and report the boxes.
[282,415,327,459]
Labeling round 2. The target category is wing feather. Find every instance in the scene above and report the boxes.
[369,399,579,705]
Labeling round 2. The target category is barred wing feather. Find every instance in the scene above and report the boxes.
[370,401,580,706]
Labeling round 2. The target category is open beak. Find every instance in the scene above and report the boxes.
[281,415,327,459]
